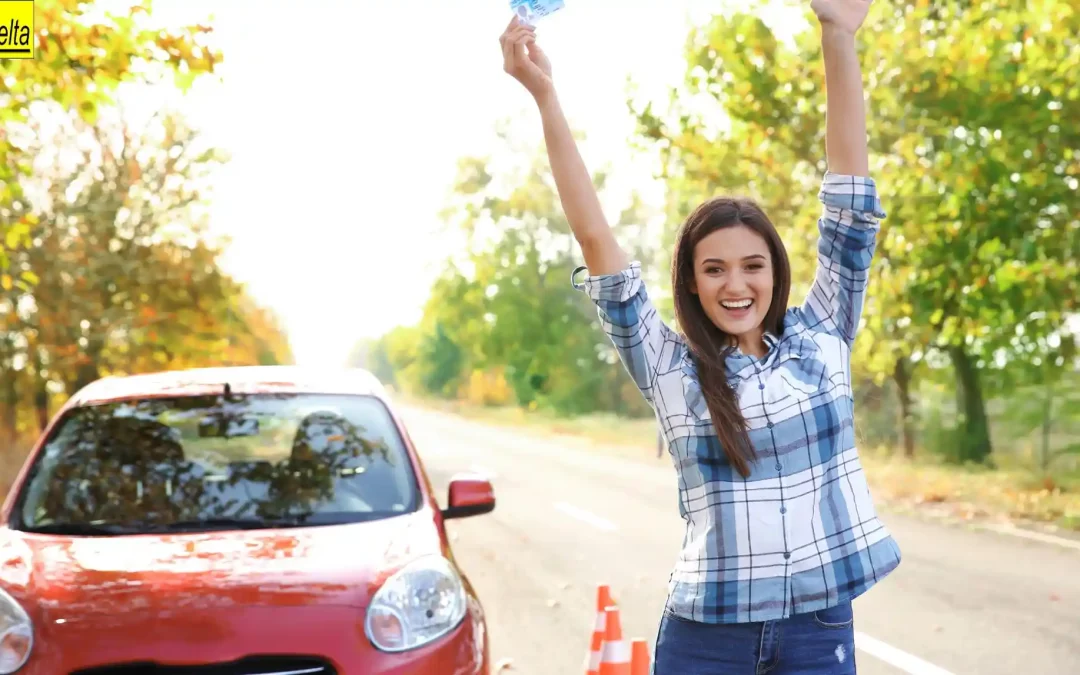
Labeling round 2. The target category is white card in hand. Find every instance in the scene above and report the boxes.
[510,0,566,25]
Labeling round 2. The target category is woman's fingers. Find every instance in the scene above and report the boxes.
[500,15,545,89]
[501,29,514,70]
[513,32,535,70]
[500,20,534,43]
[503,24,537,72]
[500,19,531,52]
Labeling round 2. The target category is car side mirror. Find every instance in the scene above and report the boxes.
[442,473,495,520]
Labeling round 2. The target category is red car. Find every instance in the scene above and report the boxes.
[0,366,495,674]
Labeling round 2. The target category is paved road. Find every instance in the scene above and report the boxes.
[401,405,1080,675]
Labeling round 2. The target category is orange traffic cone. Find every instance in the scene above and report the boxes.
[630,638,650,675]
[597,606,631,675]
[586,585,615,675]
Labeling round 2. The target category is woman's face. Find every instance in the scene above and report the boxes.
[688,224,774,346]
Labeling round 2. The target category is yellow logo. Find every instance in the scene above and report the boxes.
[0,0,33,59]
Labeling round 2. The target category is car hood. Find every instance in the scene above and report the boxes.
[0,510,446,621]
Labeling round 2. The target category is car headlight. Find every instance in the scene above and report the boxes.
[365,555,467,652]
[0,587,32,673]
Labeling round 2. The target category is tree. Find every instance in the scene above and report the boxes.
[1,106,291,444]
[1,0,219,279]
[371,129,660,418]
[1,0,222,447]
[13,107,230,390]
[630,0,1080,462]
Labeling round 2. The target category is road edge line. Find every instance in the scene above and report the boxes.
[855,631,957,675]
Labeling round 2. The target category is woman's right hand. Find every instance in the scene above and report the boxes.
[500,16,553,102]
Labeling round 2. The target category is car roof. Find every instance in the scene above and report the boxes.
[67,365,390,407]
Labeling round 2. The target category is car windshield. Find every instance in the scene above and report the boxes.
[12,392,420,534]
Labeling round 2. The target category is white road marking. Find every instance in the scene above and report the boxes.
[980,523,1080,552]
[855,631,957,675]
[554,502,618,532]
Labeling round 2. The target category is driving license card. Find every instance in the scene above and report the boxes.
[511,0,565,24]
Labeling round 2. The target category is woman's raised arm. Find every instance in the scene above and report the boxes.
[499,17,629,276]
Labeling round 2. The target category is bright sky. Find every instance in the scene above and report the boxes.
[125,0,803,367]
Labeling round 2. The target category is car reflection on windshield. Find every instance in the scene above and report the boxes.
[11,393,421,534]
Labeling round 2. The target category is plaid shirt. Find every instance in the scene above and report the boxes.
[574,172,902,624]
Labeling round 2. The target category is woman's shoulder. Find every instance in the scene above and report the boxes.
[782,303,836,343]
[778,306,853,371]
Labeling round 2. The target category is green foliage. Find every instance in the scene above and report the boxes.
[364,0,1079,477]
[416,322,465,398]
[1,0,220,286]
[629,0,1080,463]
[0,1,290,450]
[362,136,656,418]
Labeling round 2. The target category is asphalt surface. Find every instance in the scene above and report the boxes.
[402,405,1080,675]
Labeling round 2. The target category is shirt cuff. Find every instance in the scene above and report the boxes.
[818,172,887,220]
[571,260,643,303]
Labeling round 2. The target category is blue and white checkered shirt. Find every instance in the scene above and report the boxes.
[575,172,902,624]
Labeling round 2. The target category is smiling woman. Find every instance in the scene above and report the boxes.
[500,0,900,672]
[680,199,790,358]
[672,196,794,475]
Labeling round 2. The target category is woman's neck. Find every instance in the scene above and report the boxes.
[735,328,768,359]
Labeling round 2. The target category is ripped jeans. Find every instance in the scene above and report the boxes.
[652,600,857,675]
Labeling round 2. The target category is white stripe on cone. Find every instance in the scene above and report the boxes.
[601,639,632,663]
[588,610,608,674]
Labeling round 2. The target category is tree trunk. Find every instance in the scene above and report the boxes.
[73,337,105,393]
[74,359,100,394]
[32,348,49,433]
[1,370,15,448]
[1040,363,1054,473]
[893,356,916,459]
[0,337,16,447]
[947,344,992,463]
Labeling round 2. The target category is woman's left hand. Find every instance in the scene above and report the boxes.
[810,0,872,36]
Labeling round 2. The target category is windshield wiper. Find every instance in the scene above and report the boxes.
[140,516,315,532]
[22,522,140,536]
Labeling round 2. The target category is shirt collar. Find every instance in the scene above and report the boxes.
[724,331,781,380]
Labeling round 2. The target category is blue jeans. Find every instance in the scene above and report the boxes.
[653,601,857,674]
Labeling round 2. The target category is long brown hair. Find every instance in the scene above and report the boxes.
[671,197,792,477]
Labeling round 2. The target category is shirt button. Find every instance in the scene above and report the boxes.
[783,552,791,560]
[758,382,765,390]
[775,462,782,471]
[780,506,787,514]
[767,422,774,429]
